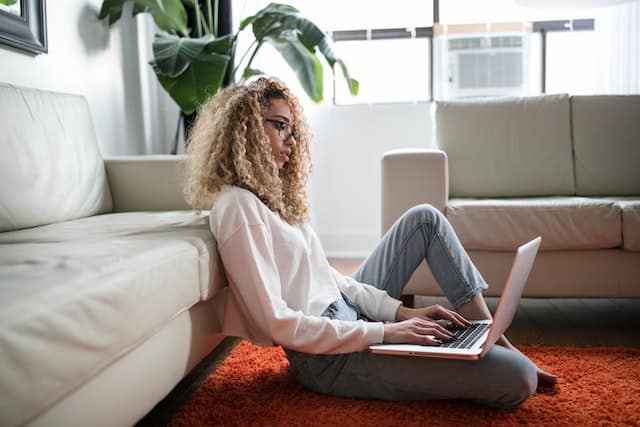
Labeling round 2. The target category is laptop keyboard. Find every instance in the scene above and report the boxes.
[439,322,490,349]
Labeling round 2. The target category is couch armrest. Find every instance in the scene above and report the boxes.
[381,148,449,234]
[104,155,191,212]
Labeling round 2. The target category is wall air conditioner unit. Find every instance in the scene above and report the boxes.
[434,23,534,100]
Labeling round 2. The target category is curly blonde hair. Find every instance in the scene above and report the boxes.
[184,77,312,225]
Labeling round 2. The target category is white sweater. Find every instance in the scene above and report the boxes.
[208,186,401,354]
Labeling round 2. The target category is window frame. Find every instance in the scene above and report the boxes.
[329,0,594,103]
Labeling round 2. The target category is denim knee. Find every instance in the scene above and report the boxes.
[492,355,538,409]
[400,204,443,229]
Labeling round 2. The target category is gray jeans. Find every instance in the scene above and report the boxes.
[285,204,537,408]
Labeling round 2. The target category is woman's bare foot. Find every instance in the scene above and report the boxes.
[456,294,558,385]
[536,366,558,385]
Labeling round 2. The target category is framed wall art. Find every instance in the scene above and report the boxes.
[0,0,46,54]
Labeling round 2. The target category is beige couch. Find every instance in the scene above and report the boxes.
[0,84,227,426]
[382,94,640,299]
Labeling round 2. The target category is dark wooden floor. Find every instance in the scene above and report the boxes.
[136,258,640,426]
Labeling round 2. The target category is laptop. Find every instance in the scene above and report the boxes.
[369,236,541,360]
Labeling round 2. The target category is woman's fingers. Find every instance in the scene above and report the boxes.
[447,310,472,328]
[418,334,446,346]
[411,318,454,341]
[384,317,465,345]
[429,305,472,328]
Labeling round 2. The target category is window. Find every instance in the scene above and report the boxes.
[232,0,434,104]
[333,36,431,104]
[232,0,638,104]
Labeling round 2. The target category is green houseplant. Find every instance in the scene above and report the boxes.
[98,0,359,116]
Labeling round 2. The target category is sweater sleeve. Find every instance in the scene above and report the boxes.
[330,267,401,322]
[217,223,386,354]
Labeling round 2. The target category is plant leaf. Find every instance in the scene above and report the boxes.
[317,38,359,96]
[152,58,229,114]
[239,2,299,31]
[150,32,230,113]
[0,0,18,6]
[266,34,323,102]
[146,0,188,34]
[242,67,265,80]
[203,34,232,55]
[337,59,359,96]
[98,0,127,24]
[247,5,358,99]
[152,32,230,78]
[98,0,188,35]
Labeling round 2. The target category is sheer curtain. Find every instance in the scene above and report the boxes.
[595,1,640,94]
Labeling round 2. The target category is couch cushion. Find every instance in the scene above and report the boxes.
[0,85,112,232]
[0,211,224,300]
[436,94,575,198]
[446,197,621,251]
[0,211,225,426]
[606,198,640,252]
[572,95,640,196]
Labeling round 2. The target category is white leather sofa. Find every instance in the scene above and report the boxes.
[0,84,227,426]
[382,94,640,299]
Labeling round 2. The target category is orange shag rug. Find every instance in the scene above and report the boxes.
[169,341,640,426]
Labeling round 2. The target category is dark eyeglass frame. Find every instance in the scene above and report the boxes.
[264,118,298,142]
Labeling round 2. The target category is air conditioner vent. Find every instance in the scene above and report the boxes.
[435,32,532,99]
[458,52,523,88]
[449,37,484,50]
[449,36,524,51]
[491,36,523,48]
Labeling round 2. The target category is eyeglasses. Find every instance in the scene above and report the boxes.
[264,118,298,142]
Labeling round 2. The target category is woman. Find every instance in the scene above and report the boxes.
[185,77,556,409]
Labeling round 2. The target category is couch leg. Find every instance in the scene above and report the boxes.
[401,294,415,308]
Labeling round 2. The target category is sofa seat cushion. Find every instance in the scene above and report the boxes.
[0,211,224,426]
[606,198,640,252]
[446,197,621,251]
[0,211,224,300]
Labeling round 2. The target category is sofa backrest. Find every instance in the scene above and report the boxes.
[0,84,112,232]
[436,94,575,198]
[572,95,640,196]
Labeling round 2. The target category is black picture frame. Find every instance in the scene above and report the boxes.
[0,0,47,54]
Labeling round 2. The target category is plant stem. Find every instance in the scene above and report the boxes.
[204,0,213,35]
[195,2,212,36]
[232,39,258,81]
[241,41,263,81]
[194,2,202,37]
[212,0,218,36]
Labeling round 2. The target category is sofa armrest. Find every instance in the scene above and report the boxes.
[104,155,191,212]
[381,148,449,234]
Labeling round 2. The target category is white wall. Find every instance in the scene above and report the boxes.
[0,0,434,258]
[0,0,173,156]
[306,102,435,257]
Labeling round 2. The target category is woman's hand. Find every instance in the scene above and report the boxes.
[396,304,472,329]
[383,317,456,345]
